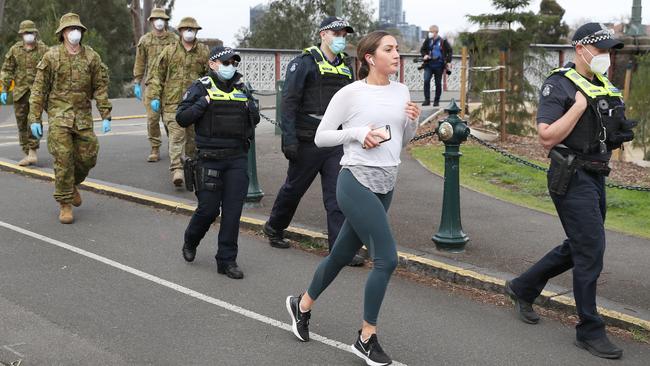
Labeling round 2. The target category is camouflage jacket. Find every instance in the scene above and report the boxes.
[28,44,112,129]
[133,30,178,85]
[147,39,209,112]
[0,40,49,100]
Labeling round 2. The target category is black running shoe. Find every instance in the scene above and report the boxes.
[286,294,310,342]
[351,330,392,366]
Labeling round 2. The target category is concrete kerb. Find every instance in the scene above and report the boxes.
[1,158,649,335]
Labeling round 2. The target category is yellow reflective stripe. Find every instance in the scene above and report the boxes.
[206,78,248,101]
[304,46,352,79]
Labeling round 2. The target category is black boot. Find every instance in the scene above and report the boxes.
[182,242,197,262]
[505,280,540,324]
[217,262,244,279]
[421,99,430,106]
[575,336,623,359]
[263,221,291,249]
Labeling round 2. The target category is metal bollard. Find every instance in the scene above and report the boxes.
[432,99,471,252]
[245,84,264,207]
[275,80,283,135]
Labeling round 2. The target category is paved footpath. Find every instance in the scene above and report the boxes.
[2,98,648,320]
[1,172,649,365]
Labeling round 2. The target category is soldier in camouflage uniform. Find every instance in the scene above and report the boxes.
[28,13,112,224]
[148,17,209,187]
[0,20,49,166]
[132,7,178,162]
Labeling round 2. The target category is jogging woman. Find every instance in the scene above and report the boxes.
[285,30,421,366]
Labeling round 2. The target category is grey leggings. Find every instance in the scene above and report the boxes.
[306,168,398,325]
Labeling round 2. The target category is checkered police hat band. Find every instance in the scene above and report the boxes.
[572,29,614,46]
[319,20,349,32]
[210,48,234,61]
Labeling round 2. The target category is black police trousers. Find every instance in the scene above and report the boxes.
[268,142,344,250]
[184,156,248,265]
[510,167,607,340]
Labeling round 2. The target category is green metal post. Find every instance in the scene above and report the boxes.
[245,136,264,208]
[275,80,283,135]
[335,0,343,17]
[432,100,470,252]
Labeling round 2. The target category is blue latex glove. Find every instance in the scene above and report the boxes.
[0,92,7,105]
[102,119,111,133]
[150,99,160,113]
[30,123,42,139]
[134,84,142,100]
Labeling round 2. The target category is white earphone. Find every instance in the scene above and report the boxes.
[369,58,375,66]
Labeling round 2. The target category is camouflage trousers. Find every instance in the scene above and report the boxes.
[47,124,99,203]
[14,93,40,154]
[163,110,195,171]
[144,94,167,148]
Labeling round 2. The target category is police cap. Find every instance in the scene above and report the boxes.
[209,46,241,63]
[572,23,623,50]
[318,16,354,34]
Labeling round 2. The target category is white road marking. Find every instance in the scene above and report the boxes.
[0,221,407,366]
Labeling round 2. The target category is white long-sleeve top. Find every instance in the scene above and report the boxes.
[314,80,418,168]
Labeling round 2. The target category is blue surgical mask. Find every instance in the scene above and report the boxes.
[218,64,236,80]
[328,37,346,54]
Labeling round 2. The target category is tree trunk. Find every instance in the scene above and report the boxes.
[143,0,153,33]
[130,0,143,46]
[0,0,6,32]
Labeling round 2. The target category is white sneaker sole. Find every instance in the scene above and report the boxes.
[285,296,308,342]
[350,344,392,366]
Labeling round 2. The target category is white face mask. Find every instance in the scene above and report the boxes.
[582,47,610,74]
[182,30,196,42]
[153,19,165,31]
[23,33,35,44]
[428,32,435,38]
[67,29,82,45]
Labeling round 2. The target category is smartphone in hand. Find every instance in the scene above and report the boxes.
[373,125,391,143]
[362,125,391,149]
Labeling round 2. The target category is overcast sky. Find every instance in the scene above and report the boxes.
[172,0,648,46]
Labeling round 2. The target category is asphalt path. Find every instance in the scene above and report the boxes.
[1,98,648,318]
[1,172,648,365]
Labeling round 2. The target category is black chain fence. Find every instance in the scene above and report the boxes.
[468,134,650,192]
[257,111,649,192]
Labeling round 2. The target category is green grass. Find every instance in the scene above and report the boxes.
[411,145,650,239]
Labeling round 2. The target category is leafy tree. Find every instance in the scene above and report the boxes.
[629,53,650,160]
[1,0,134,97]
[237,0,375,49]
[464,0,540,135]
[531,0,569,44]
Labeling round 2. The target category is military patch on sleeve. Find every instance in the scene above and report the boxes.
[541,84,553,97]
[289,63,297,73]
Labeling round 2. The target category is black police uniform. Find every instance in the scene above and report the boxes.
[266,45,352,250]
[509,62,634,342]
[176,70,260,274]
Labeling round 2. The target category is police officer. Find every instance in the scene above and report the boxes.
[176,46,260,279]
[0,20,49,166]
[148,17,209,187]
[29,13,112,224]
[263,16,364,266]
[132,7,178,162]
[504,23,634,359]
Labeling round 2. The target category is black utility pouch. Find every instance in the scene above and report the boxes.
[182,157,196,192]
[196,167,223,192]
[548,149,577,196]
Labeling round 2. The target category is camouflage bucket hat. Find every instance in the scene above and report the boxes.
[18,20,38,34]
[55,13,87,35]
[176,17,202,30]
[148,7,170,21]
